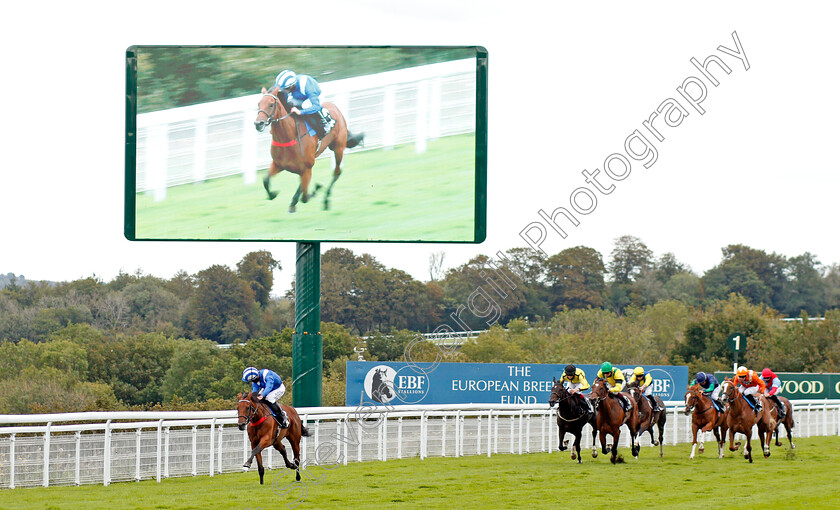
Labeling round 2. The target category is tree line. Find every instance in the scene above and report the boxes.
[1,237,839,413]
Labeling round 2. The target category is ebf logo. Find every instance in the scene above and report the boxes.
[363,365,397,404]
[363,365,431,405]
[783,380,824,395]
[647,369,675,400]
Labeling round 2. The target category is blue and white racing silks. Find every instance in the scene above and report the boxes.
[283,75,323,115]
[252,369,284,397]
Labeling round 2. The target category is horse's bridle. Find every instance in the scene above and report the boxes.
[256,93,294,131]
[685,389,713,415]
[550,384,591,422]
[238,398,258,426]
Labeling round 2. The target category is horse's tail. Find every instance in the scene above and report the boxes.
[301,425,311,437]
[346,131,365,149]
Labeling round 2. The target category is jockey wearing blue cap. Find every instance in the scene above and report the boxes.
[274,70,335,138]
[242,367,289,428]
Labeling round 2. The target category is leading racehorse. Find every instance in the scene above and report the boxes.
[719,378,776,462]
[548,378,598,463]
[255,87,364,213]
[589,378,640,463]
[684,384,727,459]
[237,391,310,484]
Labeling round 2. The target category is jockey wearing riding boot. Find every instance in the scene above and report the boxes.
[597,362,632,412]
[761,368,786,419]
[562,364,593,414]
[274,70,335,139]
[630,366,662,412]
[692,372,724,411]
[242,366,289,428]
[734,366,765,414]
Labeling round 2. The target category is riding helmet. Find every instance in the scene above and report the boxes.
[600,362,612,374]
[275,70,298,90]
[242,367,259,383]
[564,364,576,376]
[736,366,749,377]
[634,366,645,376]
[761,368,773,379]
[695,372,707,385]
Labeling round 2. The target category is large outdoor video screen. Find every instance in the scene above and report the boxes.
[125,46,487,242]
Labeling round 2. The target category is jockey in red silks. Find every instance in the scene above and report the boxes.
[761,368,786,419]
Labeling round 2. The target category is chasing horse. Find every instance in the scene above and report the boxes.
[771,394,795,449]
[254,86,364,213]
[684,384,728,459]
[625,384,667,458]
[237,392,310,484]
[549,377,598,463]
[589,378,640,463]
[719,378,776,462]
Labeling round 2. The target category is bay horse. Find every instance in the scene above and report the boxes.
[625,386,667,458]
[683,384,727,459]
[588,378,640,463]
[770,395,795,449]
[237,392,310,484]
[548,378,598,463]
[255,87,364,213]
[719,379,776,462]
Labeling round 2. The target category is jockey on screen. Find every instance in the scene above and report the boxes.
[630,366,662,412]
[242,366,289,428]
[274,70,335,138]
[734,365,765,414]
[596,362,632,412]
[562,364,594,413]
[761,368,786,419]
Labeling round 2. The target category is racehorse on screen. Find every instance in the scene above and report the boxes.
[255,87,364,213]
[237,392,310,485]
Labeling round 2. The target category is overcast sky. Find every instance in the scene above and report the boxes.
[1,1,837,295]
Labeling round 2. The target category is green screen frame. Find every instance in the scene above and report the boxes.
[125,45,487,244]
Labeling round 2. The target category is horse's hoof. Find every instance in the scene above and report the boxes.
[699,447,704,454]
[571,452,577,460]
[288,206,296,213]
[323,200,330,210]
[296,472,301,482]
[267,192,278,201]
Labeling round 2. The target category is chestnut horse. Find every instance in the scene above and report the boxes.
[237,392,310,484]
[589,378,640,463]
[625,386,667,458]
[719,379,776,462]
[548,378,598,463]
[255,87,364,212]
[770,395,795,449]
[684,384,727,459]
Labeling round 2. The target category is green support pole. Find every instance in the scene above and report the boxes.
[293,242,322,407]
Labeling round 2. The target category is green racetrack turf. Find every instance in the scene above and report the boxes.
[134,135,478,242]
[2,436,838,509]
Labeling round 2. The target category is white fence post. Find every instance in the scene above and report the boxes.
[42,421,51,488]
[9,433,15,490]
[135,428,142,481]
[156,420,163,483]
[75,430,81,486]
[191,426,198,476]
[104,419,112,486]
[209,418,215,477]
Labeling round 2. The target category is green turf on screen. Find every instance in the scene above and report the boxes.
[135,134,477,242]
